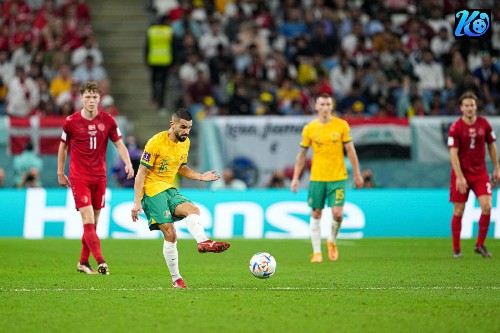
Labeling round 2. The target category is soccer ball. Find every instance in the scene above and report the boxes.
[249,252,277,279]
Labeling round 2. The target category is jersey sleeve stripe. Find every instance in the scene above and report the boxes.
[140,161,152,168]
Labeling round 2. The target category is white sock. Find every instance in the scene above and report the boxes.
[310,217,321,254]
[185,214,209,243]
[163,240,181,282]
[329,220,342,243]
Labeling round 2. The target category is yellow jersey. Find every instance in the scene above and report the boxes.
[300,117,351,181]
[140,131,189,197]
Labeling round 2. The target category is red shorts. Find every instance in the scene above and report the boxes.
[70,178,107,210]
[449,174,492,202]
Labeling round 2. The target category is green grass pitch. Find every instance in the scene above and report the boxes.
[1,238,499,333]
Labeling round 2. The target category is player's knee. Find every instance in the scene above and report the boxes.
[333,213,343,223]
[481,204,492,214]
[82,216,95,225]
[312,210,322,219]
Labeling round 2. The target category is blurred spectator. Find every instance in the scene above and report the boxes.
[6,66,40,117]
[171,10,202,39]
[472,53,500,106]
[11,40,35,69]
[413,49,445,104]
[72,54,107,83]
[0,50,15,84]
[178,52,210,89]
[49,64,73,99]
[18,168,41,188]
[329,55,354,100]
[71,35,103,68]
[13,141,43,188]
[100,95,119,116]
[112,135,142,188]
[211,167,247,190]
[430,27,453,60]
[445,50,468,92]
[34,76,56,116]
[185,69,214,105]
[198,18,229,59]
[228,84,252,116]
[266,169,290,189]
[145,15,173,114]
[362,168,377,188]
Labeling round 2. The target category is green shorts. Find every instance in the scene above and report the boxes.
[308,180,346,209]
[141,188,192,231]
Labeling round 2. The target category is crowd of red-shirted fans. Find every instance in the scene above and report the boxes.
[1,0,500,120]
[0,0,117,118]
[146,0,500,118]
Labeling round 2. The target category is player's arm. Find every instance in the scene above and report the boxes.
[487,142,500,185]
[450,147,467,194]
[113,139,134,179]
[131,164,148,222]
[57,141,70,188]
[344,141,364,189]
[178,164,220,182]
[290,147,307,193]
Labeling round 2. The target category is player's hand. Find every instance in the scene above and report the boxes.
[456,176,468,194]
[201,170,220,182]
[125,163,134,179]
[131,202,143,222]
[492,169,500,187]
[57,173,70,188]
[290,179,299,193]
[354,174,364,189]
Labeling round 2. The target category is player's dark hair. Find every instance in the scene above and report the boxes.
[80,80,101,95]
[458,91,478,105]
[172,108,192,122]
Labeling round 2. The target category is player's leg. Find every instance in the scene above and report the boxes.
[310,209,323,263]
[158,223,186,288]
[474,179,493,258]
[308,181,326,262]
[170,189,230,253]
[142,190,186,287]
[71,178,100,274]
[449,176,469,258]
[326,181,345,261]
[451,203,465,257]
[79,206,104,261]
[90,181,109,274]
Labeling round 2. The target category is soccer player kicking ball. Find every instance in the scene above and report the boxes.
[58,81,134,275]
[131,108,230,289]
[448,91,500,258]
[291,94,363,263]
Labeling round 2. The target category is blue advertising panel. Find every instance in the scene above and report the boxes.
[0,189,498,239]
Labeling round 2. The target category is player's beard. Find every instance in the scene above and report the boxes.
[175,131,188,142]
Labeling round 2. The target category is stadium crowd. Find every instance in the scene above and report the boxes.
[1,0,499,119]
[146,0,500,118]
[0,0,119,118]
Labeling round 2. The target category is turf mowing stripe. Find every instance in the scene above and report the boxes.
[2,286,499,292]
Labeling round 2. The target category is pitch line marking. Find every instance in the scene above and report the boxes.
[1,286,500,292]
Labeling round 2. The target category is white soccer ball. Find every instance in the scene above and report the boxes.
[249,252,277,279]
